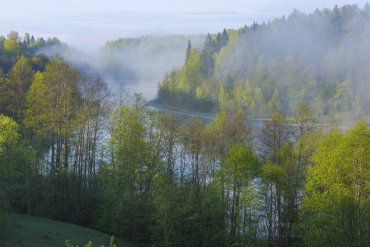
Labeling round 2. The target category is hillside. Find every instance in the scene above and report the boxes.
[157,4,370,123]
[0,4,369,247]
[1,214,134,247]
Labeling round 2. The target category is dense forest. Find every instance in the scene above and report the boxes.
[157,4,370,123]
[0,5,370,247]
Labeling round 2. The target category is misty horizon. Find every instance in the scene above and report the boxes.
[1,1,369,50]
[2,1,370,116]
[0,11,291,50]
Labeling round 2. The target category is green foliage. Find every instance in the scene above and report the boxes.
[98,99,156,243]
[222,144,259,181]
[0,114,19,153]
[1,23,370,247]
[157,5,370,121]
[2,56,34,122]
[221,144,259,244]
[0,31,62,75]
[25,57,80,155]
[301,120,370,246]
[0,115,29,239]
[3,31,22,55]
[157,30,232,112]
[0,115,20,197]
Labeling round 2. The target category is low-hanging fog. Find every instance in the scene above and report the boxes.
[211,4,370,123]
[40,35,205,100]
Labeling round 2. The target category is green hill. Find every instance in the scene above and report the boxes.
[1,214,135,247]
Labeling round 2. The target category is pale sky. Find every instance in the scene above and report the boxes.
[0,0,368,49]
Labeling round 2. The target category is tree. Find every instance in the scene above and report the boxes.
[215,29,229,52]
[152,174,181,247]
[3,56,34,122]
[289,103,317,239]
[260,111,291,163]
[99,98,154,242]
[293,103,316,138]
[259,111,294,246]
[25,57,80,219]
[180,48,203,93]
[158,112,180,183]
[201,34,216,75]
[208,109,230,158]
[218,83,228,110]
[302,120,370,247]
[3,31,22,55]
[0,115,19,229]
[185,40,192,62]
[72,75,111,225]
[221,144,258,244]
[0,70,6,113]
[229,107,252,145]
[0,114,14,237]
[25,57,80,171]
[0,115,35,227]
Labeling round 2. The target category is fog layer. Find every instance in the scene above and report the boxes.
[41,35,205,100]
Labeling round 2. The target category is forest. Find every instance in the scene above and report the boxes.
[157,4,370,123]
[0,4,369,247]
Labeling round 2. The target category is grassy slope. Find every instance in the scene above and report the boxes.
[1,214,134,247]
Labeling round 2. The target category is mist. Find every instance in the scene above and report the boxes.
[40,35,205,100]
[101,35,205,99]
[209,4,370,123]
[33,3,370,124]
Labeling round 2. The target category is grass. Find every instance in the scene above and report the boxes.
[0,214,134,247]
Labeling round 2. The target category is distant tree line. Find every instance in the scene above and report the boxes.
[157,4,370,123]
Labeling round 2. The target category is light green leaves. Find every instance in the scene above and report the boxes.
[0,115,19,154]
[302,120,370,246]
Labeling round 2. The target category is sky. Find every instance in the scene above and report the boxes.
[0,0,368,49]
